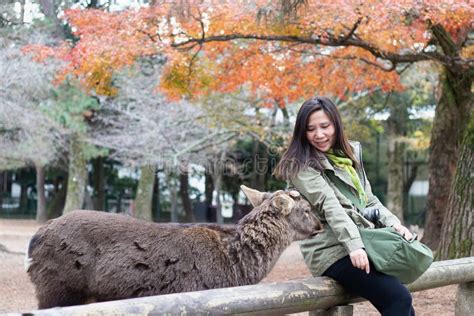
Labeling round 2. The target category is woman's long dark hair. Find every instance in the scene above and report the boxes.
[274,96,357,180]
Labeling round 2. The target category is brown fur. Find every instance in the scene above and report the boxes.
[27,190,322,309]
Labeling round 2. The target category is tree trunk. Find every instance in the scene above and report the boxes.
[19,0,25,24]
[386,138,405,223]
[213,150,227,224]
[403,162,419,221]
[19,180,28,212]
[47,174,67,219]
[83,187,94,209]
[281,106,290,127]
[6,171,12,195]
[257,142,269,191]
[213,172,223,224]
[152,170,161,221]
[92,157,105,211]
[35,164,47,223]
[63,135,88,214]
[205,170,214,204]
[179,162,194,222]
[385,97,409,223]
[0,171,4,212]
[37,0,65,40]
[423,67,473,248]
[117,191,122,213]
[251,141,266,191]
[437,119,473,259]
[166,170,179,222]
[87,0,99,8]
[134,166,155,221]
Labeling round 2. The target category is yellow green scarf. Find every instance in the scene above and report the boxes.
[326,150,367,207]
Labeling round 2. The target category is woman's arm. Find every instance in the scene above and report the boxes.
[292,168,364,253]
[292,167,370,273]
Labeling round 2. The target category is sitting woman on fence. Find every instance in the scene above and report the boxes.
[274,96,415,316]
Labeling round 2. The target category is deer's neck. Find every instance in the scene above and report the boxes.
[229,217,293,285]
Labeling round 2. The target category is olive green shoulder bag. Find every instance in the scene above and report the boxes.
[326,170,433,284]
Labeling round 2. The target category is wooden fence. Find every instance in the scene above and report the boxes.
[19,257,474,315]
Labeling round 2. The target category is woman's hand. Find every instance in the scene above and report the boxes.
[349,248,370,274]
[392,224,414,240]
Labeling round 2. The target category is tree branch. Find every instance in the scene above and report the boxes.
[339,18,362,43]
[172,33,458,68]
[431,24,458,57]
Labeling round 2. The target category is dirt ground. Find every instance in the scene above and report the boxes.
[0,219,457,315]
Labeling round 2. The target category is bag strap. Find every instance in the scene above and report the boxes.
[325,170,365,211]
[325,142,367,212]
[325,169,380,229]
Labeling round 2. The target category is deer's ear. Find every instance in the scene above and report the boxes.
[240,185,265,207]
[271,194,295,216]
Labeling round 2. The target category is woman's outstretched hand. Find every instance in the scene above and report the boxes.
[349,248,370,274]
[392,224,414,240]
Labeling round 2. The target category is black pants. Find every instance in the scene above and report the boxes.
[323,256,415,316]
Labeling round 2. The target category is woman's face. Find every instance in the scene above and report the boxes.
[306,110,336,153]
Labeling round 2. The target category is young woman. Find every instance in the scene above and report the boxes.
[274,96,415,315]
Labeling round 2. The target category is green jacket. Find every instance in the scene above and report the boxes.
[290,141,401,276]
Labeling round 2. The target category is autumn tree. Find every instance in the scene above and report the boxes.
[146,0,472,250]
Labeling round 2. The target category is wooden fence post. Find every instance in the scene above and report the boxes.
[455,281,473,316]
[309,305,354,316]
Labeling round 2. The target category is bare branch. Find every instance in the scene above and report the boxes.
[0,33,67,170]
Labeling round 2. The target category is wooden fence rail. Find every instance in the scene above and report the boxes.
[17,257,474,316]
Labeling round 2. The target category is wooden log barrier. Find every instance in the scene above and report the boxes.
[18,257,474,316]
